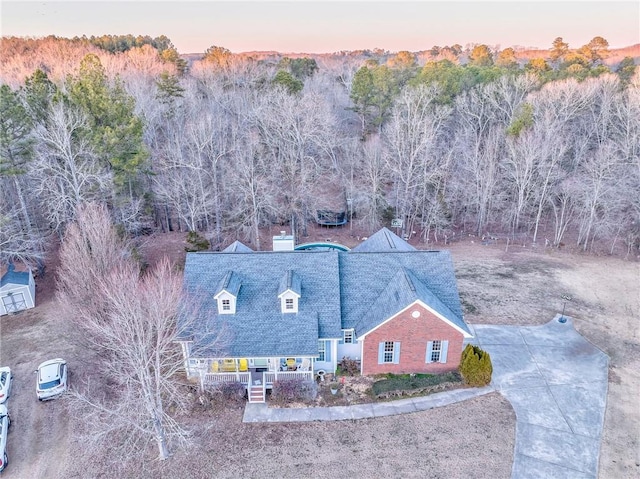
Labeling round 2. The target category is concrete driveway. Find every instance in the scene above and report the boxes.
[472,316,609,479]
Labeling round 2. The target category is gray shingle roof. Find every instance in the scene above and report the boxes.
[215,271,241,297]
[350,267,469,337]
[339,250,468,336]
[181,230,471,358]
[181,250,341,357]
[222,241,254,253]
[350,227,416,252]
[278,270,302,296]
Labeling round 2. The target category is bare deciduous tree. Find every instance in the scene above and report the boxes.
[574,142,623,251]
[343,136,389,231]
[58,203,224,461]
[227,130,278,250]
[0,204,45,266]
[452,89,506,236]
[383,85,452,238]
[31,103,112,232]
[252,88,339,237]
[3,37,639,256]
[526,78,594,243]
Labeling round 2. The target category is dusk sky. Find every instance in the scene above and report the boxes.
[2,1,639,54]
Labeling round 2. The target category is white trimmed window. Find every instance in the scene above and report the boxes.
[426,340,449,363]
[431,340,442,362]
[318,340,326,361]
[215,291,236,314]
[279,292,299,313]
[343,330,354,344]
[378,341,401,364]
[383,342,394,362]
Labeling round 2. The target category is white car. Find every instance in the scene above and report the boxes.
[0,367,11,404]
[0,404,10,472]
[36,359,68,401]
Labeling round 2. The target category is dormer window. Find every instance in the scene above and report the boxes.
[214,271,241,315]
[279,292,298,313]
[278,270,301,314]
[215,292,236,315]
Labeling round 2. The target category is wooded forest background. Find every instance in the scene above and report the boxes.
[1,35,639,264]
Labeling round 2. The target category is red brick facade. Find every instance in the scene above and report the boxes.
[361,302,465,376]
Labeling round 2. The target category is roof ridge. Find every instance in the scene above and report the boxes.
[221,271,233,290]
[384,228,396,249]
[402,268,416,292]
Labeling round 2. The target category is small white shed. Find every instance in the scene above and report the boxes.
[0,263,36,315]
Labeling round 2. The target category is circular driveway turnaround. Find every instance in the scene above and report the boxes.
[472,316,609,479]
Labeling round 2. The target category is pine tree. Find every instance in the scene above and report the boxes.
[68,54,148,194]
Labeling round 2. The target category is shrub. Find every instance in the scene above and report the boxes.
[218,381,247,401]
[459,344,493,387]
[337,357,360,376]
[185,231,210,252]
[372,372,462,397]
[194,382,246,410]
[272,379,317,403]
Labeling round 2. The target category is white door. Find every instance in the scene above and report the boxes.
[2,292,26,313]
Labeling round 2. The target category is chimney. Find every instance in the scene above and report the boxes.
[272,231,295,251]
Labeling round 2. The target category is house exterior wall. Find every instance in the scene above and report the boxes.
[361,303,464,376]
[337,342,360,361]
[314,339,337,373]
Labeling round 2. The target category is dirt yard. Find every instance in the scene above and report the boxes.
[1,226,638,478]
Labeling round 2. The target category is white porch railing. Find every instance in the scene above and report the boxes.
[264,370,313,385]
[201,370,313,388]
[201,372,251,390]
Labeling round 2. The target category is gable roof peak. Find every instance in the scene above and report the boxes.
[350,227,416,252]
[222,240,254,253]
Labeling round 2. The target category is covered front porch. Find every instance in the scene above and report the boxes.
[196,357,316,402]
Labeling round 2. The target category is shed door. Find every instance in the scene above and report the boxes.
[2,292,27,313]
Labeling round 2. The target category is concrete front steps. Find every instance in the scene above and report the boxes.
[248,384,265,403]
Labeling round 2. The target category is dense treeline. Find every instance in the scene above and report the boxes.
[84,34,173,53]
[1,35,639,265]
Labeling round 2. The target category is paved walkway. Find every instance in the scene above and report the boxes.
[242,316,609,479]
[243,385,494,423]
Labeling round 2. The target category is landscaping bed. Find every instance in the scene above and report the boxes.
[268,371,468,408]
[371,371,465,399]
